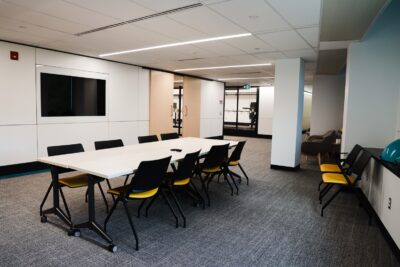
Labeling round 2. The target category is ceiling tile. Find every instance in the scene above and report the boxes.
[168,6,246,36]
[135,17,208,41]
[0,1,89,34]
[297,27,319,47]
[257,30,311,50]
[251,51,287,61]
[131,0,199,12]
[223,36,277,54]
[209,0,290,33]
[266,0,321,28]
[0,27,47,45]
[194,42,245,56]
[284,48,317,62]
[63,0,153,20]
[4,0,119,28]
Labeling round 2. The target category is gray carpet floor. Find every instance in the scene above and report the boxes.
[0,137,399,267]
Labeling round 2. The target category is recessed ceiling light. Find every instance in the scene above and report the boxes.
[175,63,272,72]
[218,77,274,81]
[99,33,251,57]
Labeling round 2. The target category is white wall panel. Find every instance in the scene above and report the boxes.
[200,80,224,119]
[37,123,109,157]
[258,87,274,135]
[108,63,139,122]
[0,42,36,125]
[200,118,223,138]
[137,121,149,137]
[0,125,37,165]
[138,68,150,121]
[109,121,138,145]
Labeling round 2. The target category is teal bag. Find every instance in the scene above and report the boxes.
[381,139,400,163]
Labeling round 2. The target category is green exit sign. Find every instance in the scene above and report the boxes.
[243,84,251,89]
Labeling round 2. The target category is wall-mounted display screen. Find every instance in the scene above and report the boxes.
[41,73,106,117]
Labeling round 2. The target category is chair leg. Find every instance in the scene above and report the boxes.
[97,182,109,214]
[206,173,216,191]
[160,190,179,228]
[137,199,146,218]
[85,188,88,203]
[319,184,333,204]
[321,186,341,216]
[145,195,157,217]
[169,186,186,228]
[122,199,139,251]
[59,187,71,220]
[104,197,120,232]
[223,171,234,196]
[217,172,222,183]
[228,171,239,195]
[189,180,205,209]
[40,183,53,216]
[318,180,323,191]
[238,163,249,185]
[106,180,115,201]
[201,173,211,207]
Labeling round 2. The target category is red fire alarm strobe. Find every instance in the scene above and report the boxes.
[10,51,19,60]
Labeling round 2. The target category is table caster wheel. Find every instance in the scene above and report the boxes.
[40,216,47,223]
[68,229,81,237]
[108,244,117,253]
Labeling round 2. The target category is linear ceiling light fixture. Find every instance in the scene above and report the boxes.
[99,33,251,57]
[175,62,272,72]
[218,77,274,81]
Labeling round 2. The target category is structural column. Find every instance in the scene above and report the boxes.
[271,58,304,169]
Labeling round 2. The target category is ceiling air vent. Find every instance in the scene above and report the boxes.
[75,3,203,36]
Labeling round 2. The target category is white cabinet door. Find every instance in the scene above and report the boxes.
[380,168,400,247]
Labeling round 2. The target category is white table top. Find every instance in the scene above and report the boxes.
[38,137,238,179]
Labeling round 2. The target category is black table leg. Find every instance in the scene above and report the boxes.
[41,167,75,235]
[74,175,117,252]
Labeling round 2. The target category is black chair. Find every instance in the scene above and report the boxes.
[40,144,109,222]
[94,139,130,187]
[138,135,159,144]
[104,156,175,251]
[223,141,249,187]
[160,150,203,227]
[319,150,372,221]
[318,144,363,191]
[160,132,179,140]
[196,144,231,207]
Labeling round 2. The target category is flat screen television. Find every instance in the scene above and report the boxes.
[41,73,106,117]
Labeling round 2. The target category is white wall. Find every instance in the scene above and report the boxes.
[258,87,274,135]
[310,75,345,135]
[0,41,150,165]
[200,80,224,138]
[341,1,400,153]
[271,58,304,168]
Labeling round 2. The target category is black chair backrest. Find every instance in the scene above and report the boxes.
[203,144,229,170]
[206,136,224,140]
[47,144,84,174]
[47,143,84,156]
[229,141,246,162]
[344,144,363,167]
[127,156,172,193]
[94,139,124,150]
[160,132,179,140]
[174,150,201,181]
[138,135,159,144]
[351,151,371,178]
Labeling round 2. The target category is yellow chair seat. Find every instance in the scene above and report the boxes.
[322,173,355,185]
[108,186,158,199]
[320,164,341,173]
[229,160,239,166]
[59,174,89,188]
[202,167,221,173]
[174,178,190,186]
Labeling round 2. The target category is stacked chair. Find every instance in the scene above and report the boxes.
[318,145,372,222]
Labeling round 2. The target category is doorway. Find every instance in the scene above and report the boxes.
[173,75,183,135]
[223,86,259,137]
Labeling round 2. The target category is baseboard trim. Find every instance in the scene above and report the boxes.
[206,135,224,140]
[0,161,48,178]
[257,134,272,139]
[270,164,300,171]
[358,189,400,262]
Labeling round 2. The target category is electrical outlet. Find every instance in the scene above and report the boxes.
[388,197,392,210]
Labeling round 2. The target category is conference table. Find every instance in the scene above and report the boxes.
[38,137,238,252]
